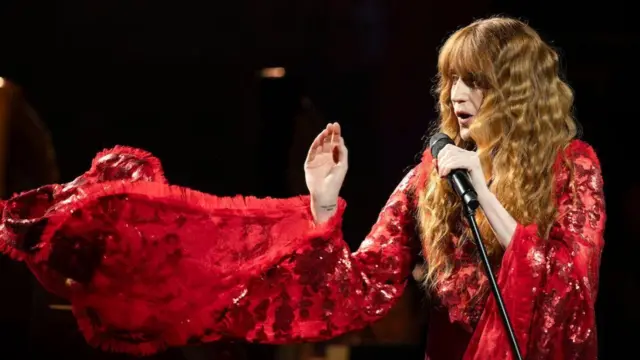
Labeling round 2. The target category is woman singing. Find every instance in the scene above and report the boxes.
[0,17,604,359]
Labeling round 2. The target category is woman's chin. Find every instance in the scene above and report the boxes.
[459,128,472,141]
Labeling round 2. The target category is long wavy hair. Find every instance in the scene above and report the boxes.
[417,17,579,291]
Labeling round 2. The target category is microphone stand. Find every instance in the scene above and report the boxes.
[463,201,523,360]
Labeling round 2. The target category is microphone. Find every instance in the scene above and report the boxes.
[429,133,479,211]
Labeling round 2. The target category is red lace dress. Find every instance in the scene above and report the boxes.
[0,140,605,359]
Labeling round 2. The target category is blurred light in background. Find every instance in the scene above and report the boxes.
[260,67,286,78]
[0,77,5,88]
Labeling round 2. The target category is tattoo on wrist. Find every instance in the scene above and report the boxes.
[320,204,337,212]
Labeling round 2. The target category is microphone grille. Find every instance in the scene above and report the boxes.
[429,133,454,158]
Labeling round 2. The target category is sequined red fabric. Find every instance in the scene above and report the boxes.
[0,141,604,359]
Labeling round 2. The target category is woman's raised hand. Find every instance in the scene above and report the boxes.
[304,122,348,223]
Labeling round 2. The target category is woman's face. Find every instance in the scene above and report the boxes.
[450,76,484,141]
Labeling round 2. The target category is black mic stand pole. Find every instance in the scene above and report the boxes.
[463,201,524,360]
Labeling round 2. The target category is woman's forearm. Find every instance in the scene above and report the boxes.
[476,186,517,248]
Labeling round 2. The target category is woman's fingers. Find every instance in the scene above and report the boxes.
[309,130,322,149]
[307,123,343,162]
[330,122,341,139]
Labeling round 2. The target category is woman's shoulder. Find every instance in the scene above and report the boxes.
[560,139,601,169]
[553,139,604,198]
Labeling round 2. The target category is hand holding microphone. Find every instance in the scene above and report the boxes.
[429,133,488,211]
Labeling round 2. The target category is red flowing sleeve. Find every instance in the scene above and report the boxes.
[0,146,420,355]
[464,140,605,360]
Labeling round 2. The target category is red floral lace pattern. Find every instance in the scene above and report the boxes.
[0,146,420,355]
[435,257,491,332]
[0,146,167,298]
[463,140,605,360]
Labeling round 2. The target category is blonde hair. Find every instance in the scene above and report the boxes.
[417,17,578,291]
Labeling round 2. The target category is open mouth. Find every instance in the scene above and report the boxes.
[455,111,474,120]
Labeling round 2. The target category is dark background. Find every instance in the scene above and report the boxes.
[0,0,637,359]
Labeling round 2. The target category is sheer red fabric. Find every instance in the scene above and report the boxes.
[0,141,604,359]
